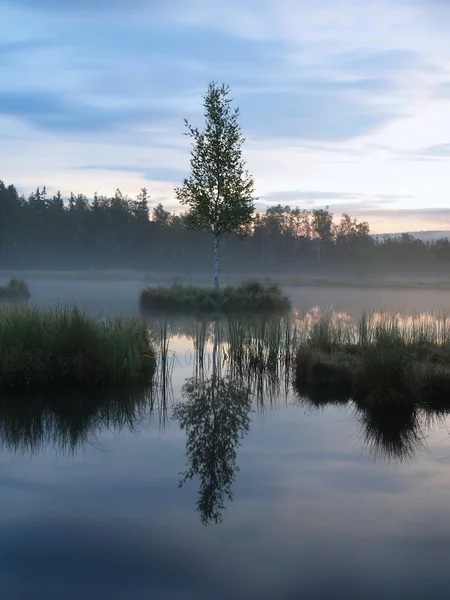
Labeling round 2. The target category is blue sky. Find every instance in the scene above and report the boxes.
[1,0,450,232]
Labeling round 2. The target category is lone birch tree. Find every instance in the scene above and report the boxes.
[175,82,256,289]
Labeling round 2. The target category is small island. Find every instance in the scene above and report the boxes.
[140,84,291,315]
[139,280,291,313]
[0,279,31,301]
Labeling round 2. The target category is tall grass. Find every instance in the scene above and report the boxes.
[150,318,176,426]
[222,315,296,405]
[139,280,291,313]
[0,305,155,390]
[190,318,212,380]
[227,314,296,369]
[295,311,450,407]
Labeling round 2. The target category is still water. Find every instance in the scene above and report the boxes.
[2,280,450,599]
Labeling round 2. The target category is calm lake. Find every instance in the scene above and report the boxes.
[2,279,450,600]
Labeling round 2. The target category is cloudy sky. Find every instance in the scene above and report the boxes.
[1,0,450,233]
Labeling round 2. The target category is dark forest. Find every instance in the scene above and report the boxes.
[1,180,449,273]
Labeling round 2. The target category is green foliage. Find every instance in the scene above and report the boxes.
[0,305,155,390]
[175,82,255,239]
[139,281,291,313]
[174,82,256,288]
[0,279,30,300]
[4,177,450,276]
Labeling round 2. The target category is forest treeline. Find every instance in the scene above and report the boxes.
[1,180,449,273]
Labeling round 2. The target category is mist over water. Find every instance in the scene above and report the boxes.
[1,277,450,599]
[10,274,450,316]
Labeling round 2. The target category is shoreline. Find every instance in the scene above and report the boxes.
[1,269,450,290]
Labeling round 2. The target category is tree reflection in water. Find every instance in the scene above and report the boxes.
[174,375,252,524]
[173,322,252,525]
[1,311,448,527]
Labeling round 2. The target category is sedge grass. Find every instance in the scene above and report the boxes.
[139,280,291,314]
[295,311,450,407]
[227,314,296,370]
[0,304,155,390]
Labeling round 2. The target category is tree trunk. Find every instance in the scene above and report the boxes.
[212,320,218,381]
[213,234,219,289]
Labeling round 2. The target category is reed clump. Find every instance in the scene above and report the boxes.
[227,314,296,372]
[295,312,450,407]
[139,281,291,314]
[0,279,30,300]
[0,305,155,390]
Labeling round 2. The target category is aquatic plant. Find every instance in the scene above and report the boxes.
[139,280,291,313]
[0,304,155,390]
[227,314,296,372]
[294,311,450,407]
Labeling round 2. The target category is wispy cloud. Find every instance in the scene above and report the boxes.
[5,0,152,12]
[263,190,365,203]
[1,0,450,232]
[429,81,450,98]
[417,143,450,157]
[73,164,188,183]
[262,189,414,205]
[396,143,450,161]
[330,49,421,73]
[0,91,173,133]
[0,39,49,55]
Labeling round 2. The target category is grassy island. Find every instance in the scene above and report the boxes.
[139,281,291,314]
[295,313,450,407]
[0,279,30,301]
[0,305,155,390]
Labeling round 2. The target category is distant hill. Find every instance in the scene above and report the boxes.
[374,231,450,242]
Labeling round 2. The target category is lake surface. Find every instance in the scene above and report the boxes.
[23,277,450,317]
[2,279,450,599]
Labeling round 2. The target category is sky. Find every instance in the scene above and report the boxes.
[1,0,450,233]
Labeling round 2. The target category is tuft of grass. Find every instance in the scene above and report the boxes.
[294,311,450,407]
[0,279,30,300]
[139,280,291,314]
[0,304,155,390]
[227,314,295,374]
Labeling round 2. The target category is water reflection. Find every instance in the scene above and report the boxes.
[174,375,252,525]
[356,401,426,461]
[0,383,167,456]
[173,323,252,524]
[291,308,450,463]
[295,384,449,463]
[0,310,449,526]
